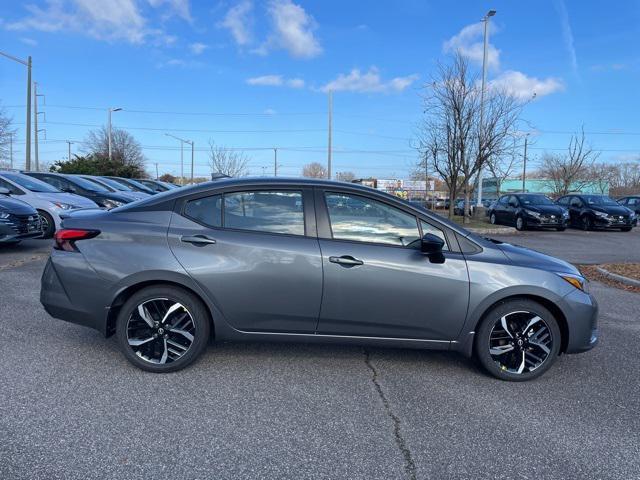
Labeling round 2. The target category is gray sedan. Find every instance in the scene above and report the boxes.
[40,178,598,380]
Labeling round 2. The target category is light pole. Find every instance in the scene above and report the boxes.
[108,107,122,161]
[165,133,193,184]
[273,147,278,176]
[66,140,74,161]
[0,51,32,170]
[476,9,496,208]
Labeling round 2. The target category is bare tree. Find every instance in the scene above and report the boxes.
[484,133,525,197]
[539,128,600,196]
[207,141,249,177]
[335,171,356,182]
[83,126,145,168]
[0,105,16,167]
[302,162,327,178]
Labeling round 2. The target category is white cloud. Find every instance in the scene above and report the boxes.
[554,0,578,73]
[219,0,253,46]
[263,0,321,59]
[189,42,207,55]
[489,70,564,99]
[147,0,191,22]
[246,74,305,88]
[320,67,418,94]
[156,58,203,68]
[5,0,188,44]
[443,22,500,69]
[20,37,38,46]
[263,108,277,115]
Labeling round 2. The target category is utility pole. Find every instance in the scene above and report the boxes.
[424,152,429,202]
[66,140,74,161]
[9,133,13,169]
[154,162,159,180]
[34,81,45,171]
[475,9,496,208]
[108,107,122,161]
[273,147,278,176]
[189,140,194,184]
[327,90,333,179]
[522,136,528,193]
[0,52,31,170]
[165,133,190,185]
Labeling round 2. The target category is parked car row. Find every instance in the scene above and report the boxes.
[487,193,638,232]
[0,171,178,242]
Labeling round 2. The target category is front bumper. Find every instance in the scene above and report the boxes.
[0,214,42,242]
[562,288,599,354]
[525,215,568,228]
[592,216,634,229]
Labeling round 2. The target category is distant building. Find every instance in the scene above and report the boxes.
[482,177,609,198]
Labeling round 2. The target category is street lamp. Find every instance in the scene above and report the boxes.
[165,133,194,185]
[476,9,496,208]
[0,51,32,170]
[108,107,122,161]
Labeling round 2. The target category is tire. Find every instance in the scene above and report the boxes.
[474,299,561,381]
[556,227,566,232]
[489,213,497,225]
[38,210,55,239]
[621,227,632,232]
[581,215,592,231]
[115,285,211,373]
[515,216,526,231]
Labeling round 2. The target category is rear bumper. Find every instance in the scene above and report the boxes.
[563,288,599,354]
[40,255,109,334]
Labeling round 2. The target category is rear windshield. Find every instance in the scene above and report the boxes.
[1,173,61,193]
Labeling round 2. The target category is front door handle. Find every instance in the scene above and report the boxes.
[329,255,364,266]
[181,234,217,246]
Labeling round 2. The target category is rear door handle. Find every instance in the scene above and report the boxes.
[181,234,217,246]
[329,255,364,266]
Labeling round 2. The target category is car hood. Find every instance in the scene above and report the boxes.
[522,204,565,215]
[0,196,38,215]
[32,191,99,208]
[590,205,631,216]
[496,241,579,276]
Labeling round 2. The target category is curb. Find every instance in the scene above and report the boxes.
[595,267,640,288]
[468,227,519,235]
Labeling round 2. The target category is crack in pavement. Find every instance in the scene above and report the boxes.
[364,349,417,480]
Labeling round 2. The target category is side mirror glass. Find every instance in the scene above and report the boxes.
[421,233,445,254]
[0,187,10,195]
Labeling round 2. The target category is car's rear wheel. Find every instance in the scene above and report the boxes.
[515,216,526,231]
[490,213,497,225]
[38,210,55,239]
[474,299,561,381]
[115,286,210,372]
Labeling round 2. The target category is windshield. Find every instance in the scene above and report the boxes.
[93,177,132,191]
[125,178,155,192]
[1,173,62,193]
[69,176,110,192]
[519,194,554,206]
[583,195,618,206]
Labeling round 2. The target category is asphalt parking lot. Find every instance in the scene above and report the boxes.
[1,232,639,480]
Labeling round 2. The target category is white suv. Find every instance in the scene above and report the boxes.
[0,171,99,238]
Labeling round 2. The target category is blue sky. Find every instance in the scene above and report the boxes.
[1,0,639,178]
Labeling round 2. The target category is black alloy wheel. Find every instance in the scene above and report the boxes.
[116,286,210,372]
[475,299,561,381]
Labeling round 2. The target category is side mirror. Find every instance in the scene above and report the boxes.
[508,200,518,208]
[0,187,10,195]
[421,233,445,254]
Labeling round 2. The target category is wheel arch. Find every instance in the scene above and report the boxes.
[456,293,570,357]
[106,279,215,338]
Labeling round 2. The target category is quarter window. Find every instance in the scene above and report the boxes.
[325,192,420,246]
[224,191,304,235]
[184,195,222,228]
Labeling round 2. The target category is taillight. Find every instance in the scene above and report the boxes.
[54,229,100,252]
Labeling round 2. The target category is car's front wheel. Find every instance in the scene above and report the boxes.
[474,299,561,381]
[115,286,211,372]
[489,212,497,225]
[515,216,526,231]
[38,210,55,239]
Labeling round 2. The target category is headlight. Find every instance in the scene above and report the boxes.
[51,202,76,210]
[0,212,9,219]
[594,211,608,218]
[101,199,126,209]
[525,209,541,218]
[557,273,588,292]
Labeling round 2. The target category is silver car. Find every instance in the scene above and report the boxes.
[40,178,598,380]
[0,171,99,238]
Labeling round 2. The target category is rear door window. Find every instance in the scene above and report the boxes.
[223,190,304,236]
